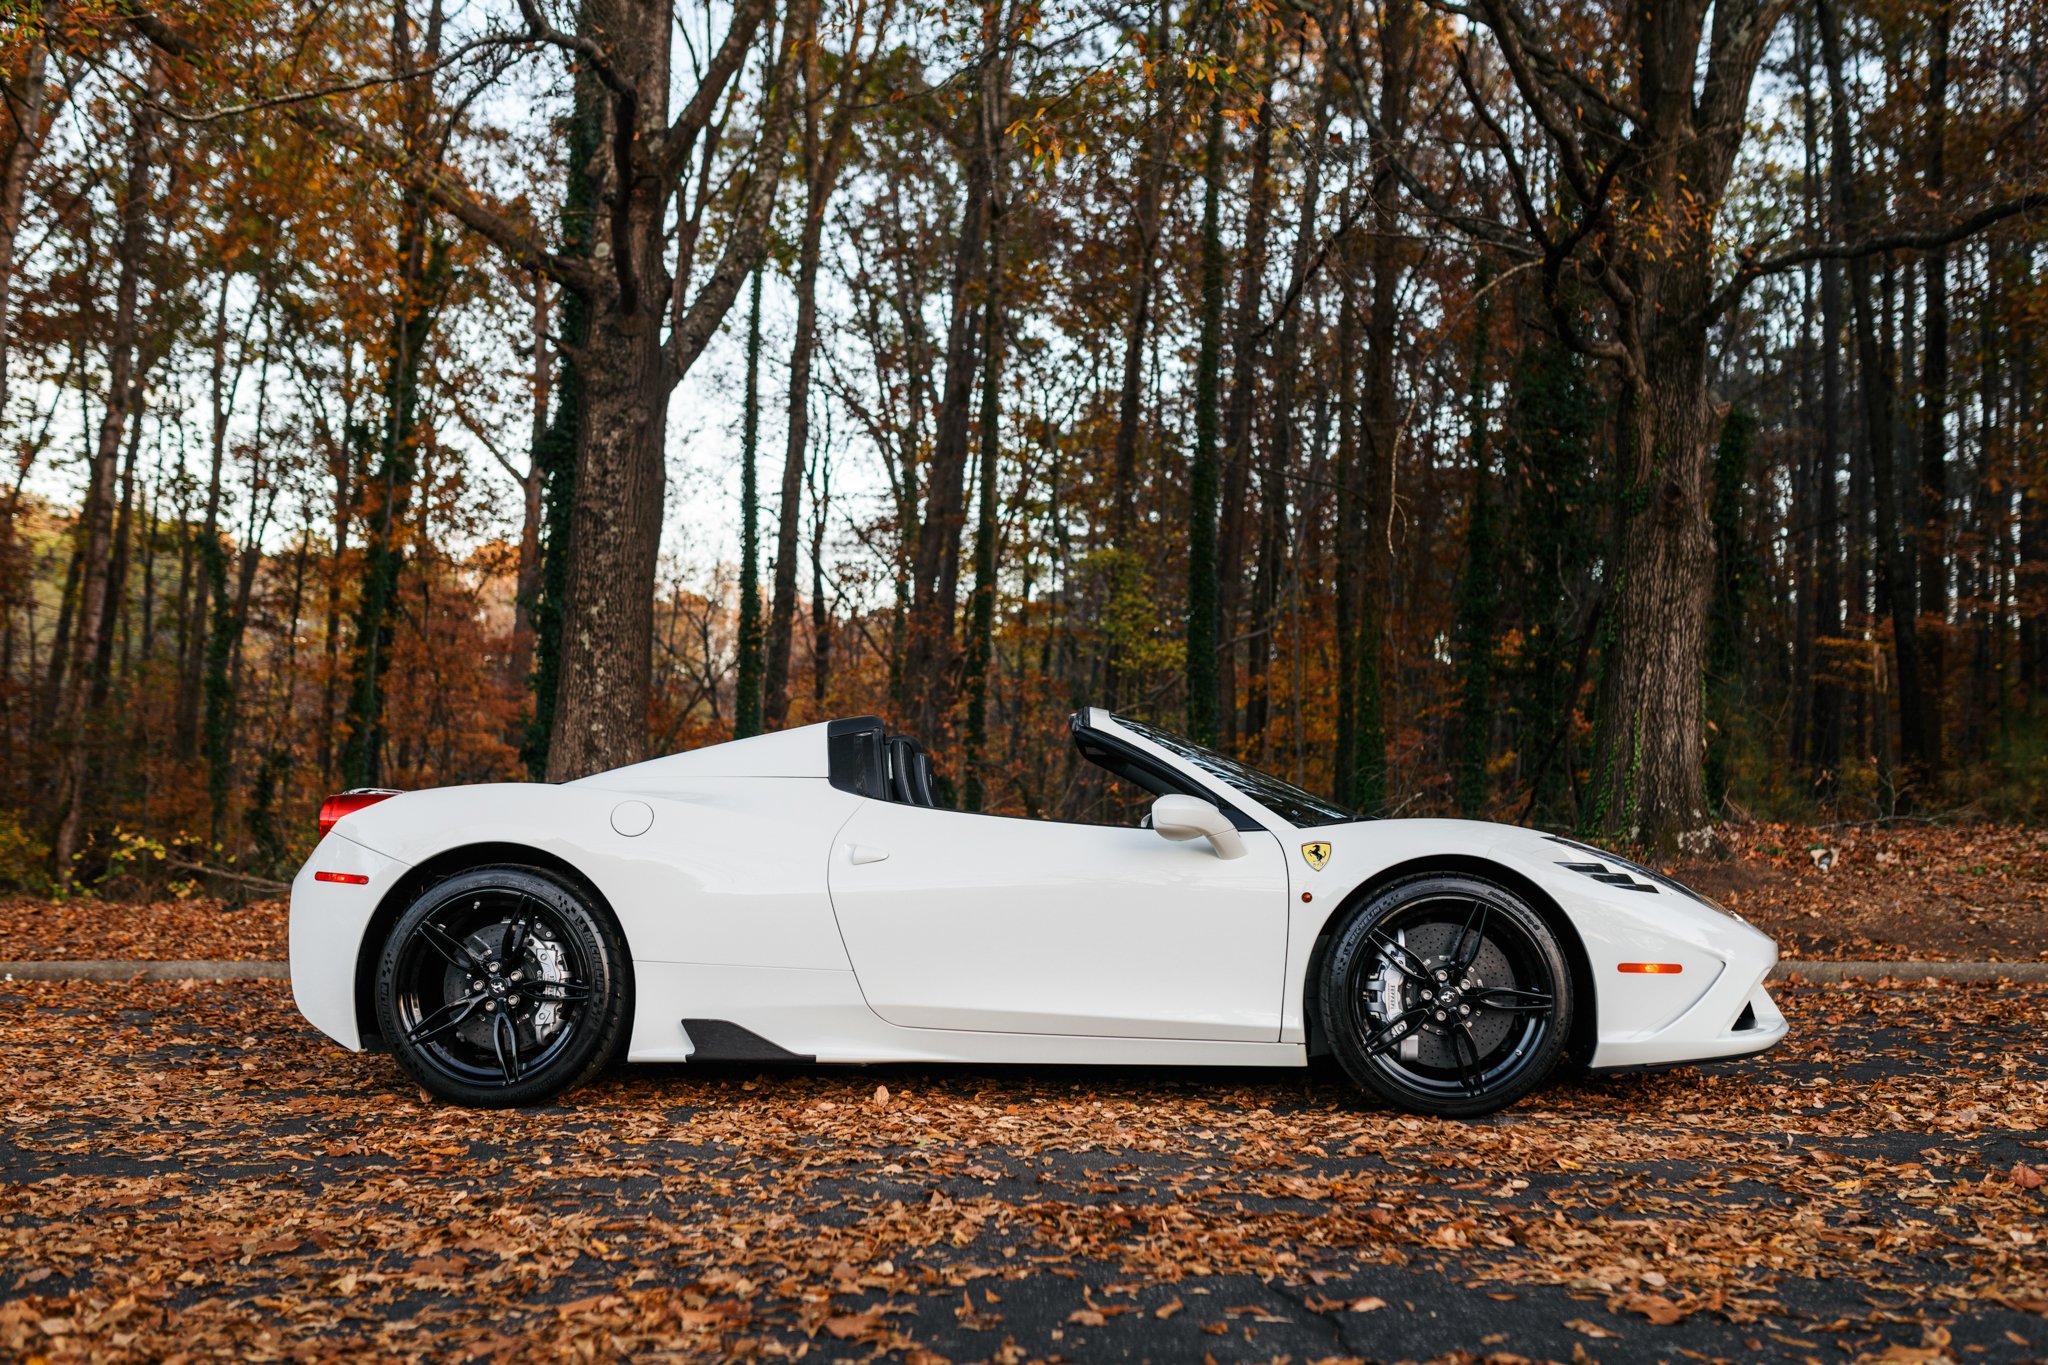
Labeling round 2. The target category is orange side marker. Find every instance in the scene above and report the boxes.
[1617,962,1683,974]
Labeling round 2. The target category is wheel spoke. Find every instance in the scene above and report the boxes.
[416,920,480,972]
[406,993,483,1047]
[1472,986,1554,1015]
[1454,900,1490,973]
[491,1010,521,1084]
[1367,930,1432,982]
[527,977,592,1004]
[1361,1005,1431,1057]
[505,917,529,963]
[1448,1022,1485,1095]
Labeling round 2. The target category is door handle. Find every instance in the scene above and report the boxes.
[848,844,890,865]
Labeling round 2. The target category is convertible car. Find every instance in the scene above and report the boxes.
[290,710,1785,1117]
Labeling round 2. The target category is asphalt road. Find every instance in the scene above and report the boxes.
[2,978,2044,1364]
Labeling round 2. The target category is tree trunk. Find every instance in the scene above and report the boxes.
[343,0,445,789]
[1790,82,1816,775]
[1451,280,1495,819]
[1914,0,1952,779]
[91,373,148,708]
[0,18,51,426]
[53,60,157,879]
[521,49,598,779]
[809,449,832,705]
[963,117,1005,812]
[1585,333,1717,848]
[904,29,1001,740]
[1351,0,1414,812]
[469,0,789,779]
[1706,408,1755,810]
[1215,74,1273,748]
[1110,11,1174,545]
[1333,238,1364,803]
[1184,95,1227,745]
[545,289,675,777]
[509,271,549,695]
[1818,0,1928,804]
[176,276,234,760]
[1245,82,1330,752]
[763,0,829,732]
[1811,191,1845,788]
[734,264,766,737]
[318,402,355,783]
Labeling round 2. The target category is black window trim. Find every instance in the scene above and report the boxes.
[1068,711,1266,832]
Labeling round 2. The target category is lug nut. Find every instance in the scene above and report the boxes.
[1435,1011,1446,1021]
[1459,1005,1470,1016]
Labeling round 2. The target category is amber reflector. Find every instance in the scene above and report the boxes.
[1617,962,1683,974]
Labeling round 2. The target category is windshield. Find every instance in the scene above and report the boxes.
[1112,715,1359,828]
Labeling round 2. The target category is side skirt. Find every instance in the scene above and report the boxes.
[682,1018,817,1064]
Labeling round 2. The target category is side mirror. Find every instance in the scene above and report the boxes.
[1151,794,1248,860]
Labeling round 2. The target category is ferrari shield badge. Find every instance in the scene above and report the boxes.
[1300,841,1332,872]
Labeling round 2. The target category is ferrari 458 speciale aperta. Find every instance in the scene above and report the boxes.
[291,710,1784,1116]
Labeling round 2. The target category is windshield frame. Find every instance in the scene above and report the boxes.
[1103,713,1360,829]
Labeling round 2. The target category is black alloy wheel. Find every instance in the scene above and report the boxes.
[1320,874,1573,1118]
[376,865,630,1108]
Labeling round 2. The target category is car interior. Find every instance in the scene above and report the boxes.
[825,714,1261,830]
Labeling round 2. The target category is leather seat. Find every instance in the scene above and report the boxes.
[887,735,939,807]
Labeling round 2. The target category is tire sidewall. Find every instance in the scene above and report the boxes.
[375,865,630,1108]
[1319,873,1573,1118]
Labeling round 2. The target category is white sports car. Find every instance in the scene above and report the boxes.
[290,710,1786,1116]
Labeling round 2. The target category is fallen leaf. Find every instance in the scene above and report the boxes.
[823,1312,879,1340]
[1620,1293,1687,1325]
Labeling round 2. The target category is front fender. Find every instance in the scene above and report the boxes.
[1279,820,1780,1066]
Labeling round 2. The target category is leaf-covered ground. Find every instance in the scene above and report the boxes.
[1671,823,2048,962]
[2,821,2041,967]
[0,896,286,962]
[2,978,2043,1364]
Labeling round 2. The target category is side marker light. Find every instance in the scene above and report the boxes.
[1617,962,1683,974]
[314,871,370,885]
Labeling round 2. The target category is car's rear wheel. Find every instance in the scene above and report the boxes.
[1320,874,1572,1118]
[376,865,630,1108]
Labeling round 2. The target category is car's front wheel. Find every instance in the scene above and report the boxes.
[375,865,630,1108]
[1320,874,1572,1118]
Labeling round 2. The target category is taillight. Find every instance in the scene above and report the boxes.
[318,789,401,837]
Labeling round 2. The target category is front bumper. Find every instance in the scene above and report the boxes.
[1589,969,1789,1070]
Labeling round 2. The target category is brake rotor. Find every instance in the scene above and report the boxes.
[1366,919,1518,1069]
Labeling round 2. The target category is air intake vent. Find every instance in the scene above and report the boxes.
[1732,1002,1758,1032]
[1555,859,1658,893]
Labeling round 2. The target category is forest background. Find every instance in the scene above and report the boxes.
[3,0,2046,893]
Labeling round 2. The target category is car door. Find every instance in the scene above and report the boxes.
[826,800,1290,1040]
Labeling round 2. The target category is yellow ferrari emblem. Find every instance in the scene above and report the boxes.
[1301,841,1332,872]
